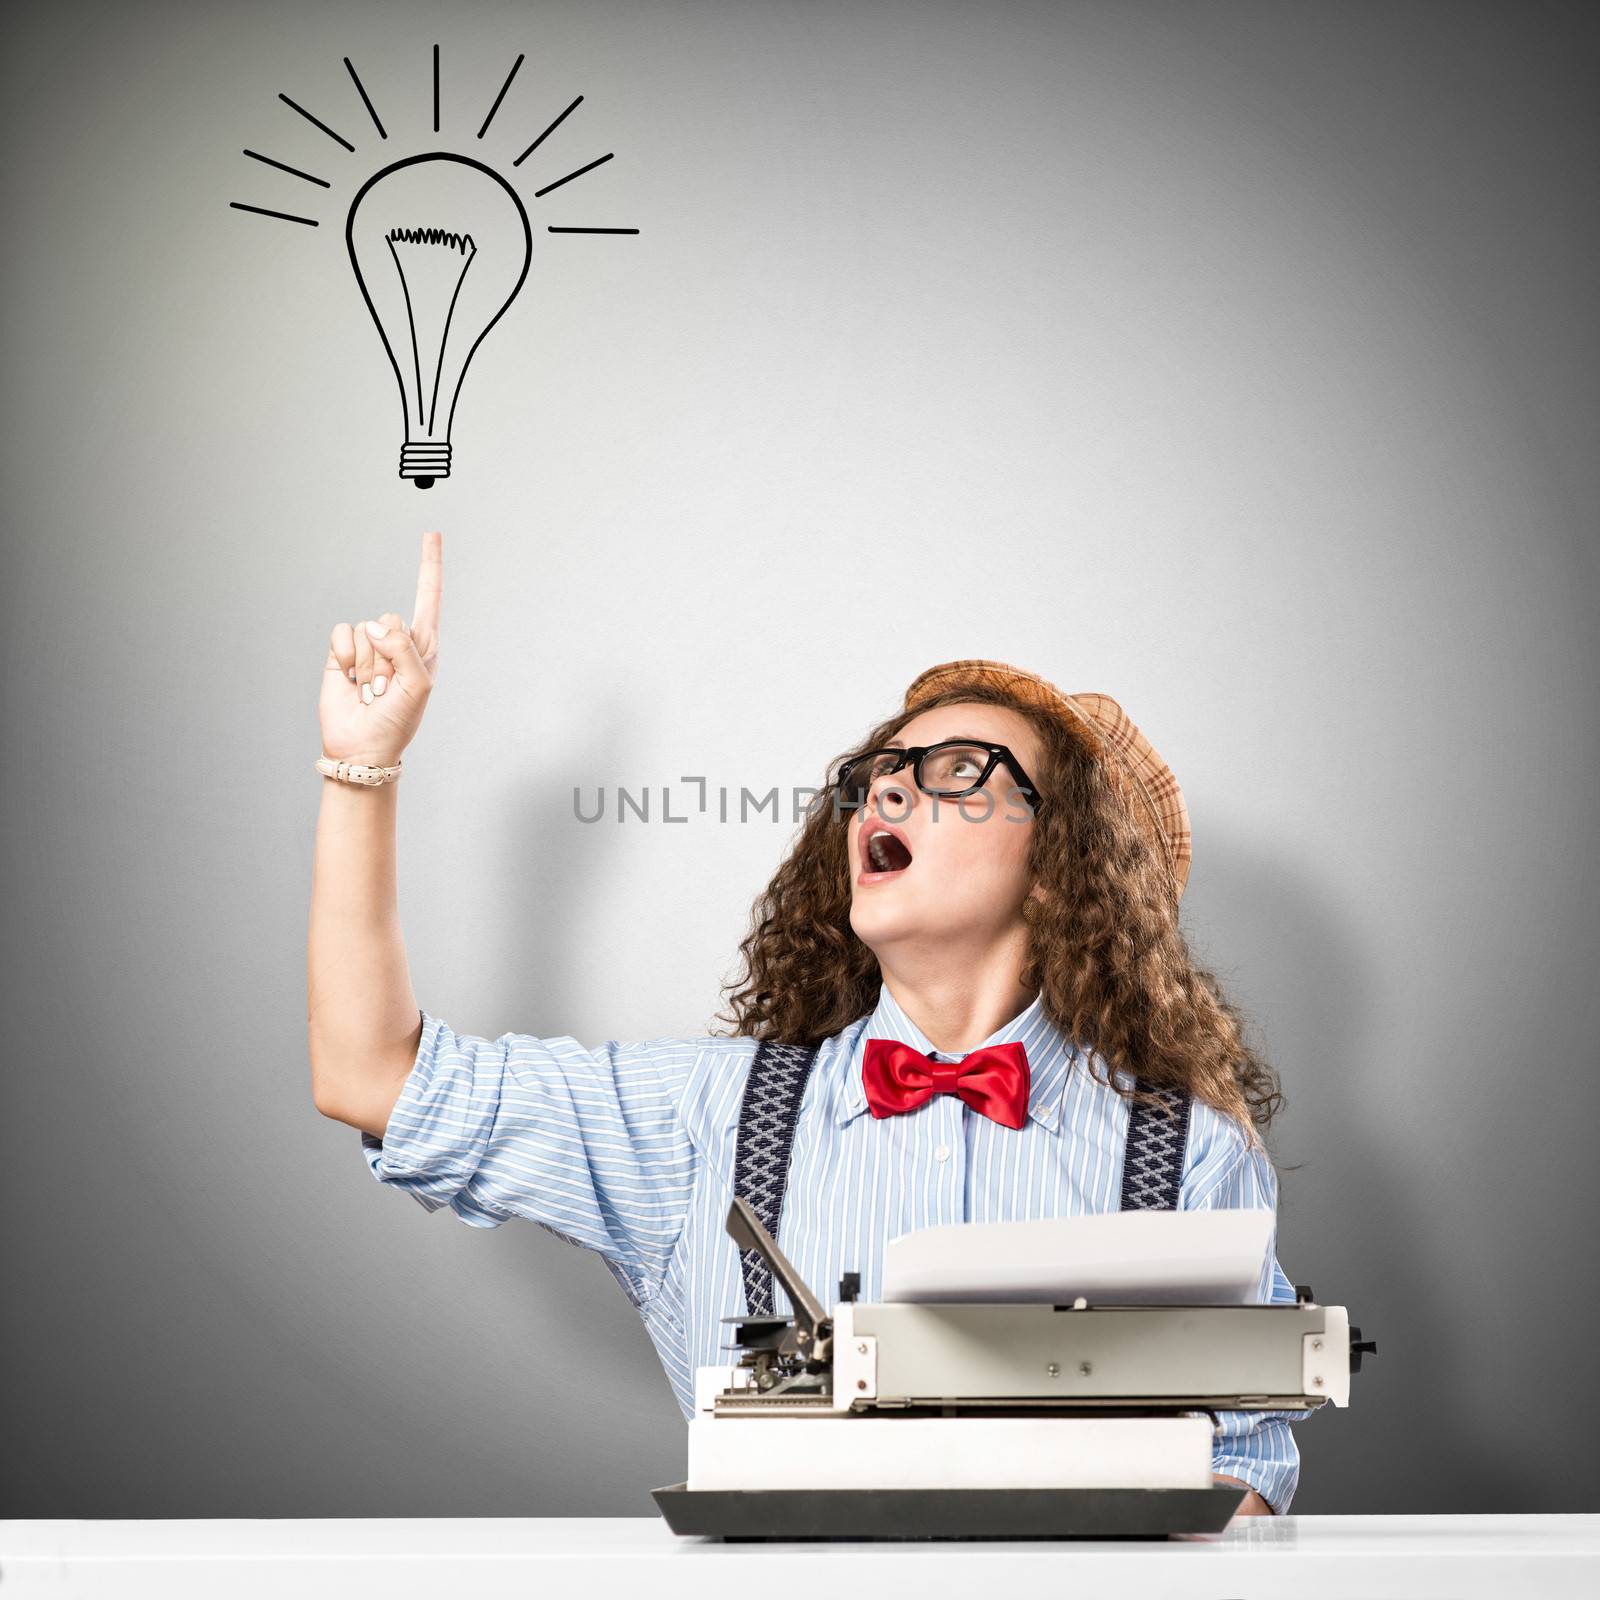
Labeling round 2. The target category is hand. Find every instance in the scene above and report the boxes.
[1214,1474,1273,1517]
[320,530,443,767]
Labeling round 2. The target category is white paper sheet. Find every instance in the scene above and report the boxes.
[879,1207,1276,1304]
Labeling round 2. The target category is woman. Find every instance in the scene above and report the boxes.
[309,530,1303,1518]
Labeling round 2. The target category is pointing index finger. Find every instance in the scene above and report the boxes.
[411,529,442,645]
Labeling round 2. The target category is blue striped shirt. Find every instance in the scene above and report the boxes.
[361,980,1314,1512]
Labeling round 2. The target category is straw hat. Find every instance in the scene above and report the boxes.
[901,658,1192,902]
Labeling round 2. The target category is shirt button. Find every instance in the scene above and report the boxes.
[935,1144,951,1163]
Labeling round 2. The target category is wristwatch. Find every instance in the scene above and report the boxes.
[316,754,403,787]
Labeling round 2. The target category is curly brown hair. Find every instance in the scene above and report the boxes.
[712,682,1286,1151]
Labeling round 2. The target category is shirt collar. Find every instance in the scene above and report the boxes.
[834,979,1079,1131]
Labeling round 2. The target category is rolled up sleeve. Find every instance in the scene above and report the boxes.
[360,1010,701,1308]
[1184,1120,1317,1516]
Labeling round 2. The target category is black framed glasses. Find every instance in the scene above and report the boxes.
[833,740,1044,815]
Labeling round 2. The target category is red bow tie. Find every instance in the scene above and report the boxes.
[861,1037,1032,1129]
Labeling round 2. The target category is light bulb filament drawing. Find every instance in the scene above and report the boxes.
[386,225,477,442]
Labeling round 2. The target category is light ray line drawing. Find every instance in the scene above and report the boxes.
[344,57,388,139]
[277,92,354,151]
[514,94,583,165]
[242,149,330,187]
[230,202,318,226]
[478,54,524,139]
[531,151,612,196]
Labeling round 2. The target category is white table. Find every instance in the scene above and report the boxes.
[2,1515,1595,1598]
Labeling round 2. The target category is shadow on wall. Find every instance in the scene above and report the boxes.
[1197,818,1489,1515]
[489,691,690,1508]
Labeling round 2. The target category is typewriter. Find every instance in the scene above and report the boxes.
[653,1197,1376,1539]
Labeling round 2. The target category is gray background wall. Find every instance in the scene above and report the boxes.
[3,0,1595,1517]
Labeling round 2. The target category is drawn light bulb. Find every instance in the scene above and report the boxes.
[346,152,531,488]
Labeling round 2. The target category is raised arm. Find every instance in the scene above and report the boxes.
[308,529,442,1137]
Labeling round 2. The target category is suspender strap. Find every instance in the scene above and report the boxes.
[731,1039,821,1316]
[1119,1081,1194,1210]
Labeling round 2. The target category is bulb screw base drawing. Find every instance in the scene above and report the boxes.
[400,441,451,489]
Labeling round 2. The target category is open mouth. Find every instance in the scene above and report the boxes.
[864,826,914,874]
